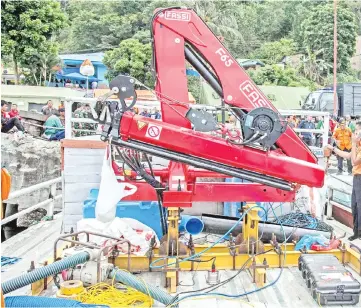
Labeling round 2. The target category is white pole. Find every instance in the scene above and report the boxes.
[86,76,89,95]
[65,100,72,139]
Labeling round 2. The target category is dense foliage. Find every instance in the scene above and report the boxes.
[1,0,360,89]
[1,0,67,83]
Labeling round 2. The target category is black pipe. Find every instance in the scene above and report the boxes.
[111,138,292,191]
[185,46,223,97]
[201,213,331,243]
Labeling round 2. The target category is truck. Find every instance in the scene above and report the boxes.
[301,83,361,117]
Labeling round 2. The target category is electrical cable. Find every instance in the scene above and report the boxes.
[150,204,267,269]
[167,203,287,307]
[171,248,273,304]
[143,152,167,235]
[77,269,153,308]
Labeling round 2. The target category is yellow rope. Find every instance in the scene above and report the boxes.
[76,278,153,308]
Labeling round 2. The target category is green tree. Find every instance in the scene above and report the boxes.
[300,2,358,73]
[248,65,313,89]
[22,48,60,86]
[1,0,67,83]
[299,48,332,85]
[251,39,296,64]
[103,39,153,87]
[59,0,148,52]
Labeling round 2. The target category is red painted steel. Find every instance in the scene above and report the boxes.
[112,8,325,207]
[152,8,316,163]
[120,113,324,188]
[120,182,295,203]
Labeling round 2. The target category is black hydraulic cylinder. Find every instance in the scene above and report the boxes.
[201,213,332,243]
[111,138,293,191]
[184,46,223,97]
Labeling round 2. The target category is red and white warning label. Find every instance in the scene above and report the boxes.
[145,125,162,140]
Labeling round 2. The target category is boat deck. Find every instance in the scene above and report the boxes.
[2,214,361,307]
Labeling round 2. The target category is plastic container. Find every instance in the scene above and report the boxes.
[298,254,361,305]
[310,267,360,305]
[298,254,340,278]
[82,189,164,239]
[179,215,204,235]
[223,178,243,217]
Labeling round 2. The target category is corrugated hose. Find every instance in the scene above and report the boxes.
[1,252,90,295]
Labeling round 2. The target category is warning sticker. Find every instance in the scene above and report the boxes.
[137,120,147,130]
[145,125,162,140]
[322,266,337,270]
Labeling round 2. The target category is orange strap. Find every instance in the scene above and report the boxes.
[1,168,11,201]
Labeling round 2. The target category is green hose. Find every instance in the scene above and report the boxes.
[111,269,175,306]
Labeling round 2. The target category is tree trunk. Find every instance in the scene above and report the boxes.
[33,72,39,86]
[13,54,20,85]
[43,66,47,86]
[48,72,52,85]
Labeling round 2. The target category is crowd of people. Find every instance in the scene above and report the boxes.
[287,114,360,151]
[326,121,361,241]
[1,100,25,134]
[134,107,162,120]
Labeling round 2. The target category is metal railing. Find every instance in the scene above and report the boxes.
[1,177,62,226]
[63,97,330,147]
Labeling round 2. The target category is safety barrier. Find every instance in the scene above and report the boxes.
[1,177,62,226]
[62,97,330,148]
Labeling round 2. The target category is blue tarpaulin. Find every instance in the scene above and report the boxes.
[1,256,21,271]
[56,72,100,81]
[186,69,200,77]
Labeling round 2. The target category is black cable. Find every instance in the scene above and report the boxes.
[170,248,273,305]
[144,152,167,235]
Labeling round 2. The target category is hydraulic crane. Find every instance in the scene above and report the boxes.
[93,7,325,290]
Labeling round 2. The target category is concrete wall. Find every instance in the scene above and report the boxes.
[1,134,62,212]
[1,85,85,111]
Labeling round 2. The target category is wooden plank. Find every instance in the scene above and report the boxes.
[64,148,105,157]
[64,165,102,175]
[65,174,101,184]
[64,202,83,215]
[236,271,264,304]
[1,214,63,296]
[64,183,99,202]
[61,139,107,149]
[64,154,103,166]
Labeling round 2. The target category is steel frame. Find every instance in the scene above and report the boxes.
[111,204,361,292]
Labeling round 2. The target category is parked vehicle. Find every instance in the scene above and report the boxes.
[301,83,361,117]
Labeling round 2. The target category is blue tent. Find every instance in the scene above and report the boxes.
[56,72,100,81]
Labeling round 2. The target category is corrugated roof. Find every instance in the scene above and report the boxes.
[59,52,105,63]
[237,58,265,67]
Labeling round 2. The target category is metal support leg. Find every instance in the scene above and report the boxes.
[242,203,262,254]
[159,207,187,292]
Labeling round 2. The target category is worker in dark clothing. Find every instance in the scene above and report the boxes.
[327,121,361,241]
[1,100,25,133]
[298,115,315,146]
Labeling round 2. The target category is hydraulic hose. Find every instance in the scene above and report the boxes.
[5,296,108,308]
[111,269,174,306]
[1,252,90,295]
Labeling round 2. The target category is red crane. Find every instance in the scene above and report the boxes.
[94,7,324,254]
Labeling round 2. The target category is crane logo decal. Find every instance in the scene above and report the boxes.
[240,80,273,109]
[164,11,191,22]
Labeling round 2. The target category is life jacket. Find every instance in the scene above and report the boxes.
[1,167,11,201]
